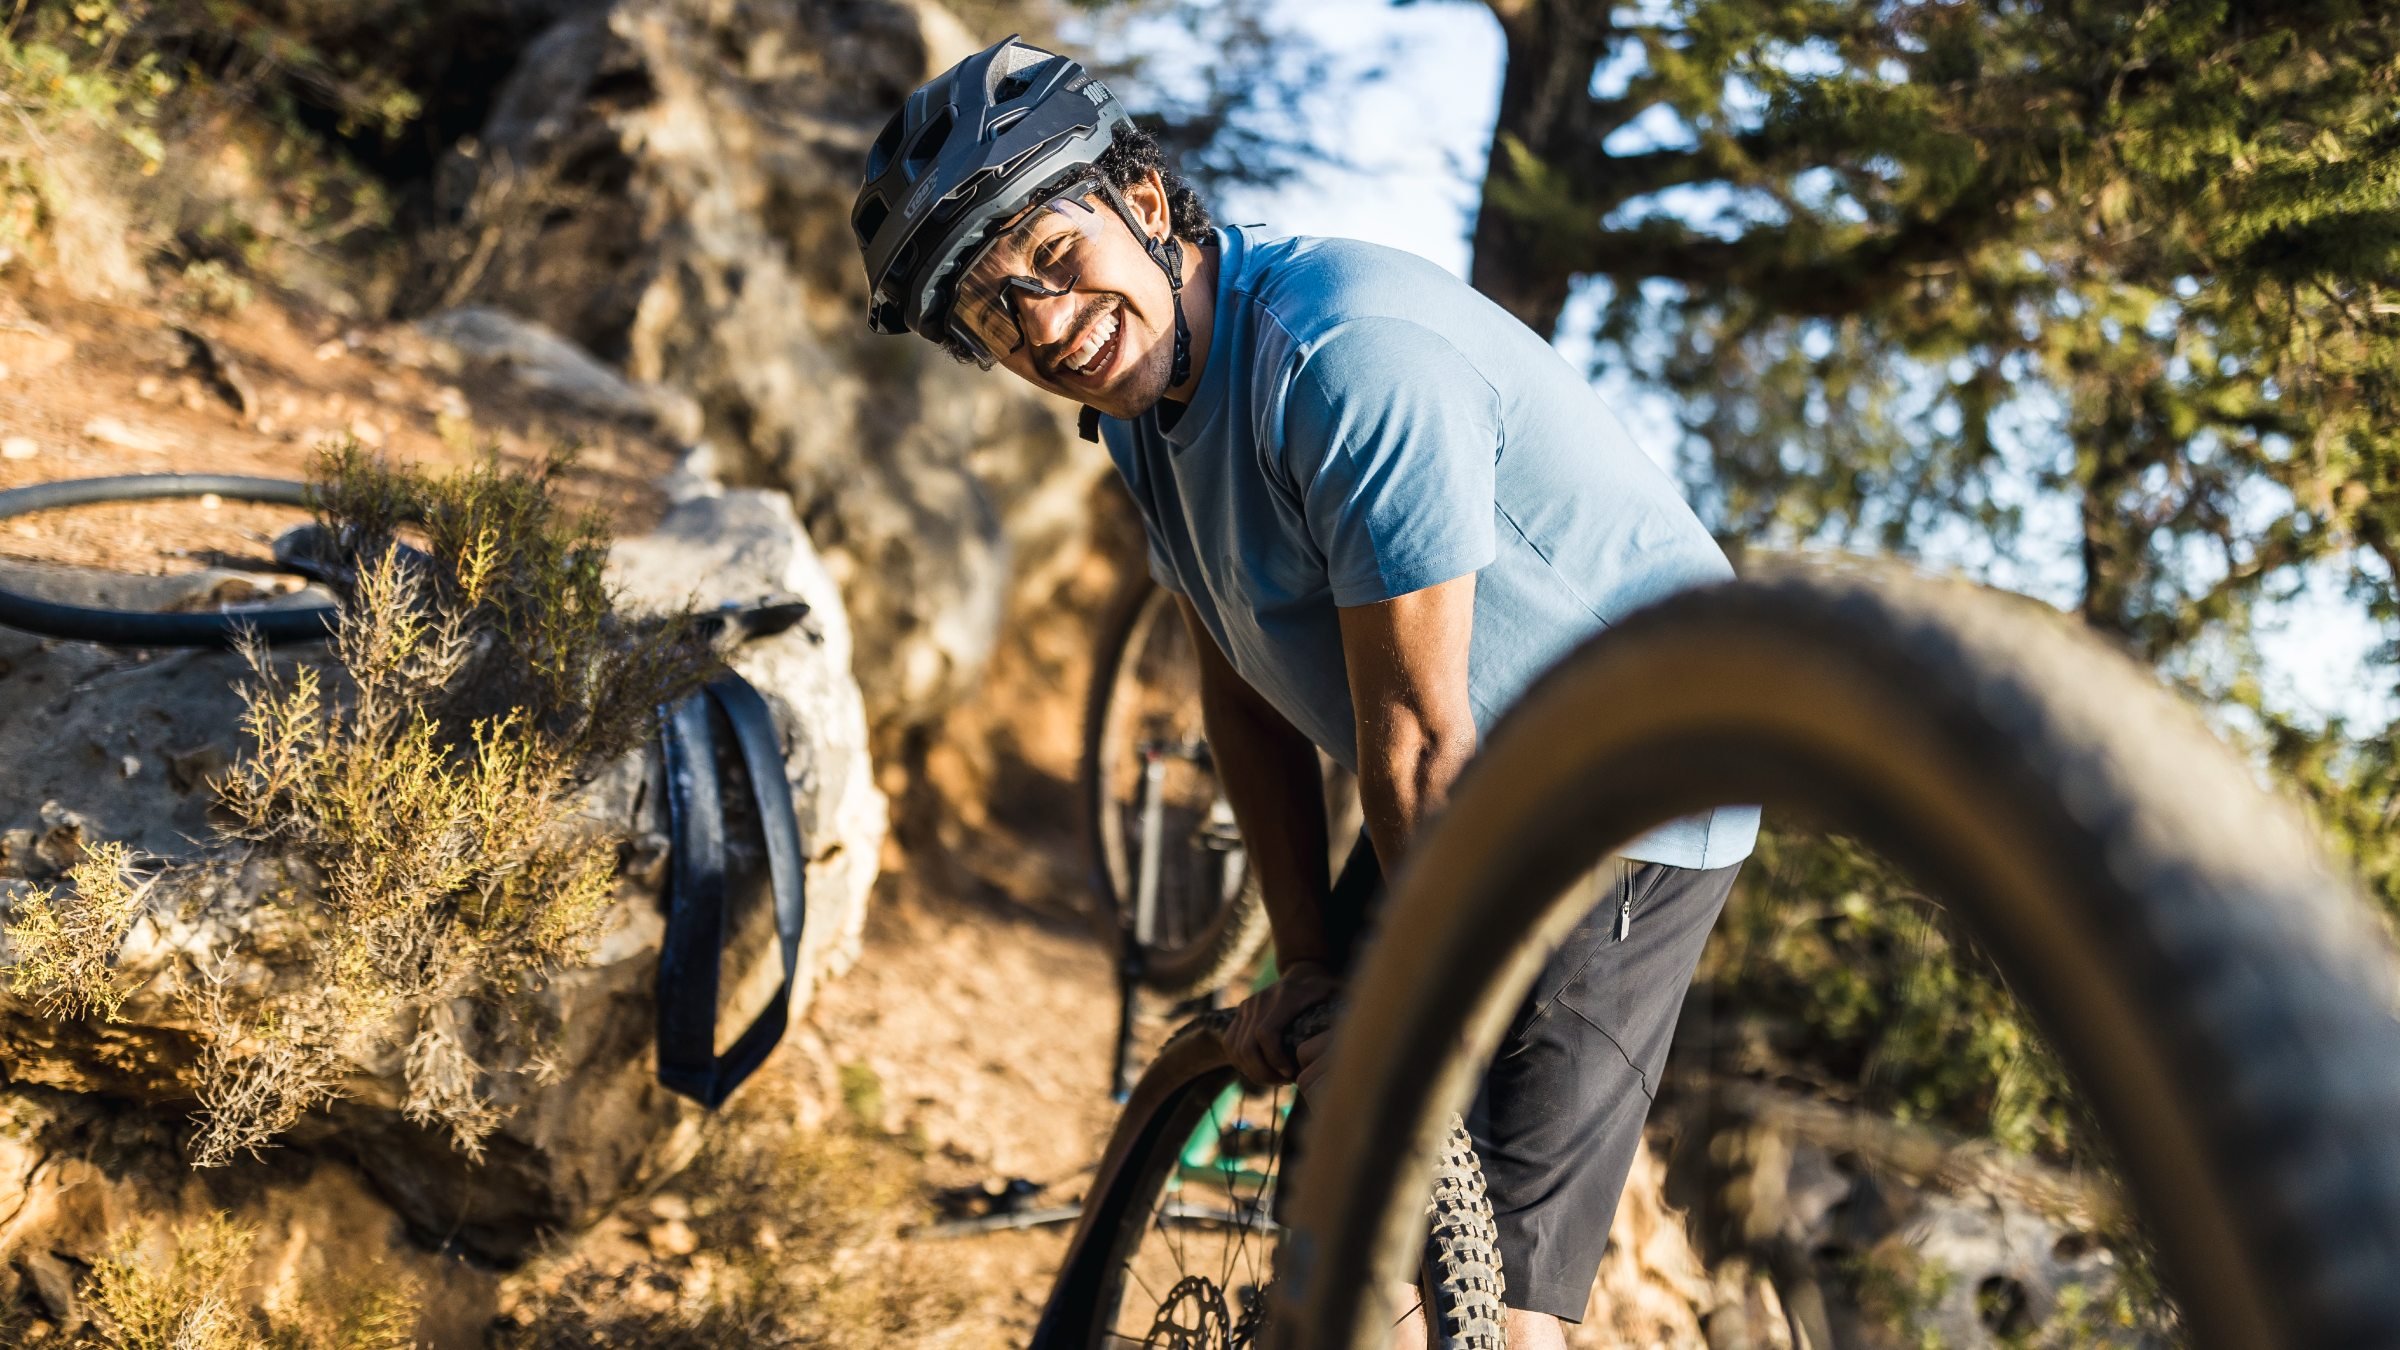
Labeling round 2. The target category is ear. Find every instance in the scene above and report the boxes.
[1120,169,1173,241]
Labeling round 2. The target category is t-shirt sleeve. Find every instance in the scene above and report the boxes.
[1278,318,1500,606]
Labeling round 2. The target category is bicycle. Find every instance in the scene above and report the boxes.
[1244,564,2400,1350]
[1030,1001,1506,1348]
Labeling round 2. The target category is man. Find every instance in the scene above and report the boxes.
[854,36,1759,1345]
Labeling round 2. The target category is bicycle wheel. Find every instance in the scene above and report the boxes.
[1270,564,2400,1350]
[1083,578,1271,997]
[1034,1010,1506,1349]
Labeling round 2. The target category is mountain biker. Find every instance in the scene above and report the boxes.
[855,36,1759,1347]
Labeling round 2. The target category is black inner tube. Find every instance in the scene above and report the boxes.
[0,474,335,647]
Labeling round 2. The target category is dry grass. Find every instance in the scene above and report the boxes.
[0,1212,429,1350]
[188,443,720,1166]
[495,1099,967,1349]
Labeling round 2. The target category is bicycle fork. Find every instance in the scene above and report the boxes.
[1111,748,1171,1100]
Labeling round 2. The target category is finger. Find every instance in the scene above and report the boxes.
[1229,1021,1275,1087]
[1296,1048,1329,1099]
[1265,1015,1301,1082]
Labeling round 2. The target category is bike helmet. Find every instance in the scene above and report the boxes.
[853,36,1194,387]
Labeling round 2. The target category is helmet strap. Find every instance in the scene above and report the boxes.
[1099,180,1193,390]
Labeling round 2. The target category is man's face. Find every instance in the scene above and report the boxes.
[981,173,1182,420]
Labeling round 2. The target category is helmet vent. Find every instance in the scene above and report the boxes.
[865,109,906,180]
[851,195,890,245]
[901,106,953,181]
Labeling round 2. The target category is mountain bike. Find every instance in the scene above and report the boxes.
[1030,1002,1506,1349]
[1247,564,2400,1350]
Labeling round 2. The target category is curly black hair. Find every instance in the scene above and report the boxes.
[1097,119,1214,245]
[936,120,1212,364]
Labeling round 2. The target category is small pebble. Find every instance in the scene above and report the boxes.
[348,416,386,448]
[644,1218,697,1258]
[2,436,37,460]
[120,755,141,779]
[0,359,15,381]
[313,338,346,361]
[200,493,222,510]
[136,374,166,401]
[83,415,171,454]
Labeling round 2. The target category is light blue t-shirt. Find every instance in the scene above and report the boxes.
[1101,225,1758,869]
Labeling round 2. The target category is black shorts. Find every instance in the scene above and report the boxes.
[1323,841,1740,1322]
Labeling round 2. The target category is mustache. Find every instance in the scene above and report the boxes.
[1039,296,1122,371]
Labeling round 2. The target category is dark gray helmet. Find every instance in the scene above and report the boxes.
[853,35,1133,342]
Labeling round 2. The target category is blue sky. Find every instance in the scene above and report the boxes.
[1066,0,2394,731]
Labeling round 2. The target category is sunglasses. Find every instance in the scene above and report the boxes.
[947,175,1118,367]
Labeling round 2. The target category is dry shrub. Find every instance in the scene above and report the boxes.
[496,1113,966,1349]
[0,4,167,293]
[2,841,151,1022]
[84,1213,253,1350]
[190,444,720,1166]
[45,1211,425,1350]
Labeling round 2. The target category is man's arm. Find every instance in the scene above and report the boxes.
[1211,573,1483,1087]
[1176,594,1346,1082]
[1336,571,1479,871]
[1178,594,1335,965]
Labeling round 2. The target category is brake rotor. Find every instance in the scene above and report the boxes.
[1142,1274,1234,1349]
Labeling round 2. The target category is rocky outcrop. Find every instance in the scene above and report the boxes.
[433,0,1108,736]
[1653,1078,2162,1350]
[0,488,883,1261]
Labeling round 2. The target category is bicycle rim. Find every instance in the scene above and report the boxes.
[1270,565,2400,1350]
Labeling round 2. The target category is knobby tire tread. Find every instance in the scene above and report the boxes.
[1270,565,2400,1350]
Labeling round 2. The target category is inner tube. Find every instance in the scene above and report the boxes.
[0,474,335,647]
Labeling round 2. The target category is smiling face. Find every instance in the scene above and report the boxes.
[983,171,1187,420]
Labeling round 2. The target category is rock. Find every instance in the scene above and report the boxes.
[0,328,73,378]
[165,745,231,796]
[1,436,37,460]
[80,415,173,455]
[15,1249,79,1329]
[169,323,261,418]
[449,0,1108,735]
[414,306,701,440]
[1658,1080,2155,1350]
[0,487,884,1262]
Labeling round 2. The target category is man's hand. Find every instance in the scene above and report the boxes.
[1224,960,1343,1085]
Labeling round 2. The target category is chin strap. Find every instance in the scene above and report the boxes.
[1146,230,1193,391]
[1097,182,1194,392]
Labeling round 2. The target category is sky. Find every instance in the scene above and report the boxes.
[1065,0,2395,731]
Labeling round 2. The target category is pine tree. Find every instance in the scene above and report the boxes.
[1474,0,2400,908]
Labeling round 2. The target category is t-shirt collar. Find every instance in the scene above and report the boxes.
[1159,224,1246,449]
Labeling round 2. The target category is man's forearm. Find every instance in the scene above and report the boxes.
[1198,674,1337,969]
